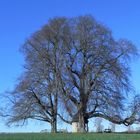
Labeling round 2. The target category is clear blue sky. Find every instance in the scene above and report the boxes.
[0,0,140,132]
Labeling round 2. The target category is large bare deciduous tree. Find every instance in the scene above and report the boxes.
[3,15,140,133]
[4,17,69,133]
[56,16,139,132]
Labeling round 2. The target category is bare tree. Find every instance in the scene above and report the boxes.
[3,17,70,133]
[3,15,139,133]
[94,118,104,132]
[57,15,139,132]
[109,122,116,132]
[127,125,133,133]
[136,126,140,132]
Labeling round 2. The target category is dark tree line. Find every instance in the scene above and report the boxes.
[2,15,140,132]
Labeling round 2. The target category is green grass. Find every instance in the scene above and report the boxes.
[0,133,139,140]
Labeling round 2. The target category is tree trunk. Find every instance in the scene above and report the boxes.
[51,119,57,133]
[78,74,88,132]
[51,97,57,133]
[78,112,86,132]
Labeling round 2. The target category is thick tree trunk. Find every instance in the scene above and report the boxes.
[51,98,57,133]
[78,74,89,132]
[78,112,86,132]
[51,118,57,133]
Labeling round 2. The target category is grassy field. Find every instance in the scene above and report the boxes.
[0,133,139,140]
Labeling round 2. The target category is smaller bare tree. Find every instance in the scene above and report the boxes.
[109,122,116,132]
[94,118,104,132]
[127,125,133,133]
[136,126,140,132]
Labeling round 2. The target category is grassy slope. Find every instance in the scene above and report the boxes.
[0,133,139,140]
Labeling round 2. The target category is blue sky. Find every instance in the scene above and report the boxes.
[0,0,140,132]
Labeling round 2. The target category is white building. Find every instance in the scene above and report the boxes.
[72,113,80,132]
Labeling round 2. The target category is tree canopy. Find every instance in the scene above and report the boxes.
[3,15,140,132]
